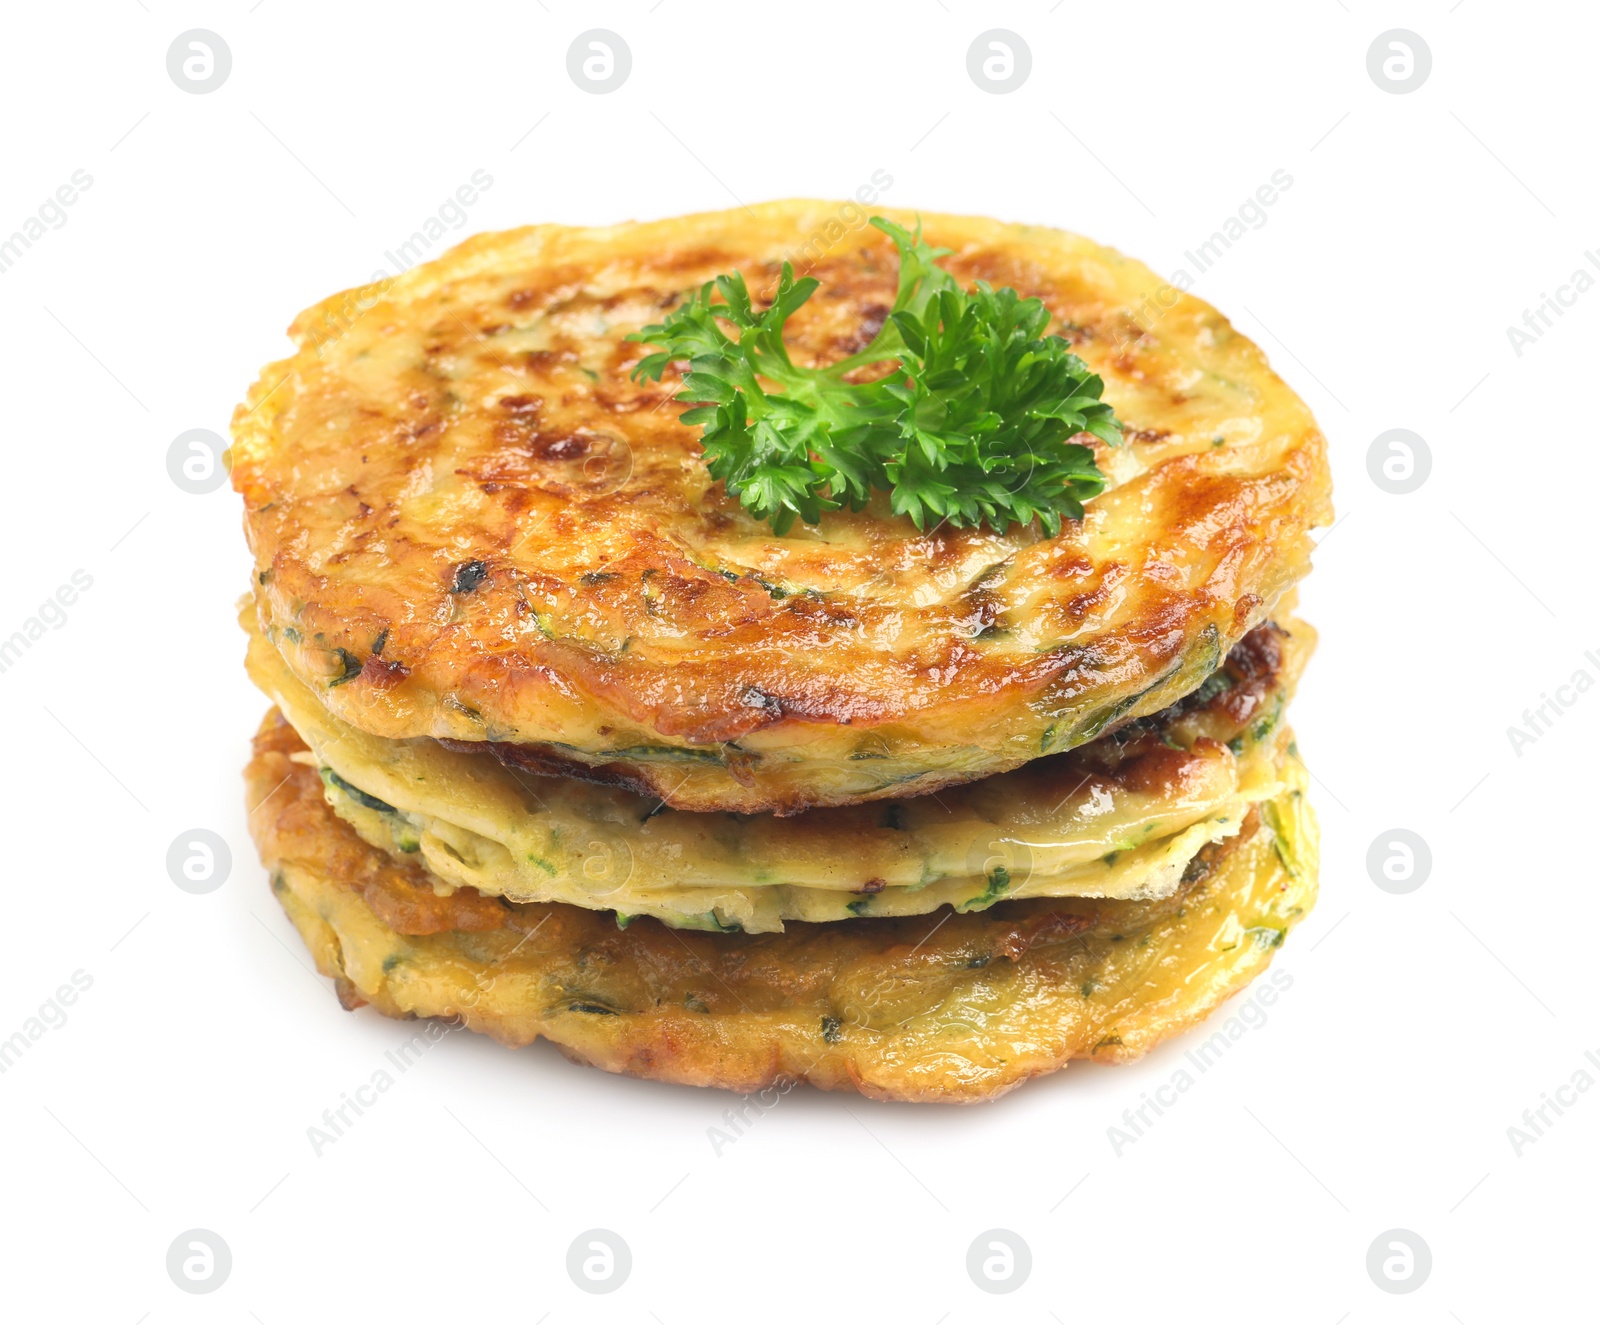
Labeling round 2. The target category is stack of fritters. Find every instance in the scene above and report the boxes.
[232,203,1332,1102]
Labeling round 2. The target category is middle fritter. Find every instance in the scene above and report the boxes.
[246,599,1310,934]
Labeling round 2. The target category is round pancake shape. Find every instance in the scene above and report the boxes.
[231,202,1332,814]
[246,592,1311,931]
[245,710,1319,1103]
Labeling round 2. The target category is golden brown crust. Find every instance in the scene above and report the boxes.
[233,202,1332,813]
[248,712,508,937]
[245,708,1318,1103]
[249,597,1313,929]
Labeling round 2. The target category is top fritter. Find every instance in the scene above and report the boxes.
[230,202,1331,814]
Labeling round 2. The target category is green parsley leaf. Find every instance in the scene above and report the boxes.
[629,217,1121,536]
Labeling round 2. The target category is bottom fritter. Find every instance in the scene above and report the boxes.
[245,709,1319,1104]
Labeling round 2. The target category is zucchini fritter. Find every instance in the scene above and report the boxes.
[247,593,1311,932]
[231,202,1332,814]
[245,710,1317,1103]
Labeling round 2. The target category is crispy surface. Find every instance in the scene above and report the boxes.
[245,710,1318,1103]
[249,592,1311,930]
[231,202,1332,813]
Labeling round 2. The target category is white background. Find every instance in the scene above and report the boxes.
[1,1,1595,1320]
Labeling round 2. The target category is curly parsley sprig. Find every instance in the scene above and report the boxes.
[629,217,1121,537]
